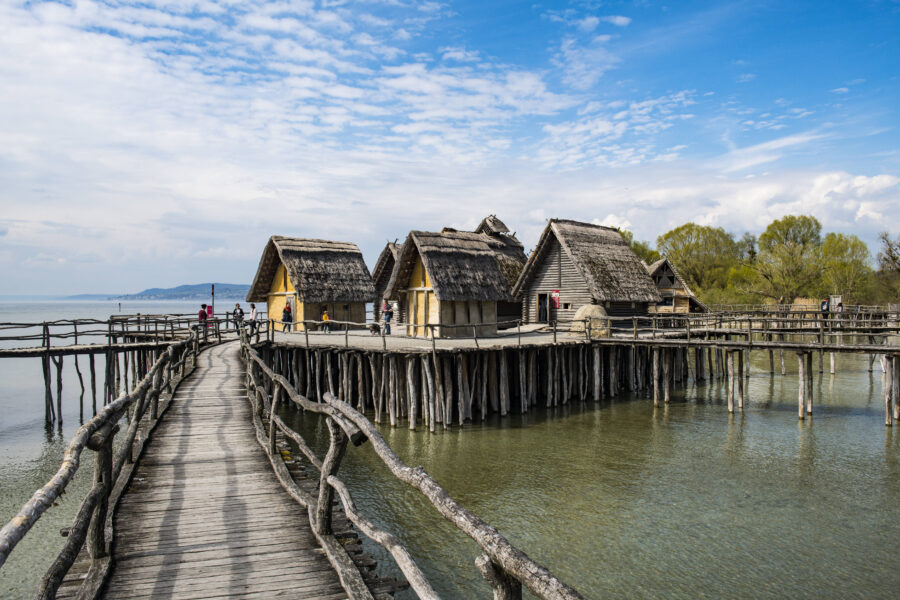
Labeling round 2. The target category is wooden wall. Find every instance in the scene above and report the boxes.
[521,236,593,324]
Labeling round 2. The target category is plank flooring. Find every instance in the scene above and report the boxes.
[101,342,347,600]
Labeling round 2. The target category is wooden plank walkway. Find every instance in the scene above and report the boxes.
[101,342,347,600]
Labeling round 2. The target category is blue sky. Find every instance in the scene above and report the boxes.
[1,0,898,294]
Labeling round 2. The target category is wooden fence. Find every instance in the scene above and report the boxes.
[240,328,585,600]
[0,330,199,599]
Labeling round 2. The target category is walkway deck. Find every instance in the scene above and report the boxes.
[101,342,347,600]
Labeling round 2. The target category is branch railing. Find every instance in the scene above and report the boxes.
[0,329,201,599]
[257,308,899,352]
[239,328,584,600]
[0,314,231,348]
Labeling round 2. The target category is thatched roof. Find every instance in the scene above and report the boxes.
[246,236,376,304]
[475,215,510,235]
[513,219,661,303]
[385,229,526,302]
[372,242,400,286]
[645,257,709,311]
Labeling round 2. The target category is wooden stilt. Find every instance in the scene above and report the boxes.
[652,348,660,407]
[726,351,734,413]
[89,353,97,416]
[499,351,510,416]
[737,351,744,410]
[883,355,893,426]
[797,353,805,420]
[662,349,671,404]
[893,355,900,424]
[806,352,814,415]
[406,355,418,430]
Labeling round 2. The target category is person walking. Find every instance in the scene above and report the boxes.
[282,304,293,332]
[199,304,208,325]
[321,308,331,333]
[821,297,830,321]
[382,300,393,335]
[232,303,244,330]
[249,303,258,335]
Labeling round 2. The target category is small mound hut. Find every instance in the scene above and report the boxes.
[645,257,709,314]
[513,219,661,325]
[246,236,376,331]
[372,241,400,322]
[384,219,526,338]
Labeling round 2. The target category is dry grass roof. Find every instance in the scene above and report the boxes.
[247,236,376,304]
[513,219,661,303]
[475,215,511,235]
[385,229,526,302]
[645,257,709,311]
[372,242,400,299]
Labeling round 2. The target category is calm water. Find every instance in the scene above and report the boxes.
[2,302,899,598]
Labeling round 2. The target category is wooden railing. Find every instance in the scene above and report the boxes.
[260,309,899,353]
[0,329,200,599]
[239,328,584,600]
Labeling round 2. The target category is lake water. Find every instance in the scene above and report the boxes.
[2,302,899,598]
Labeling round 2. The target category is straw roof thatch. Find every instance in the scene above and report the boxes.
[646,257,709,311]
[372,242,401,288]
[246,236,376,304]
[513,219,661,303]
[475,214,511,235]
[385,229,526,302]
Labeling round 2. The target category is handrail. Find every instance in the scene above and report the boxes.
[0,330,200,599]
[239,328,584,600]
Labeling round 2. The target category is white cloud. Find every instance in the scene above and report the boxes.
[831,87,849,93]
[601,15,632,27]
[736,73,756,83]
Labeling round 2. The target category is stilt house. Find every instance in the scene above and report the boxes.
[384,219,526,337]
[371,241,400,322]
[513,219,661,324]
[645,257,709,314]
[246,236,376,331]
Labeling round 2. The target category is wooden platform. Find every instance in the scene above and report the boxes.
[100,342,347,600]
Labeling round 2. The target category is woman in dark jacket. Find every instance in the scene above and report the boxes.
[282,305,292,332]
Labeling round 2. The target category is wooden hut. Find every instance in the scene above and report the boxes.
[513,219,661,324]
[372,241,400,322]
[246,236,376,331]
[645,257,709,314]
[384,223,526,338]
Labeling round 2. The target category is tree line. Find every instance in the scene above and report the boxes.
[622,215,900,306]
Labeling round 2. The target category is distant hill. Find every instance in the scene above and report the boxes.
[114,283,250,301]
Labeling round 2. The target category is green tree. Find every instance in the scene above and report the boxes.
[819,233,871,300]
[655,223,738,290]
[619,229,661,264]
[877,231,900,273]
[752,215,822,302]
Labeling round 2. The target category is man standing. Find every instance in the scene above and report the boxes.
[233,303,244,330]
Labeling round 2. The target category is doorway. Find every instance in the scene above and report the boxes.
[537,293,550,323]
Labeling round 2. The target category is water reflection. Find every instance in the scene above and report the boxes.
[283,350,900,599]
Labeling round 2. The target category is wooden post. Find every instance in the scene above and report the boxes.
[806,352,814,415]
[499,351,510,416]
[737,351,744,410]
[883,355,894,426]
[593,345,601,401]
[662,349,671,404]
[407,356,418,430]
[269,387,281,456]
[87,423,116,559]
[797,353,806,420]
[892,355,900,423]
[316,417,349,535]
[652,348,660,407]
[726,351,734,413]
